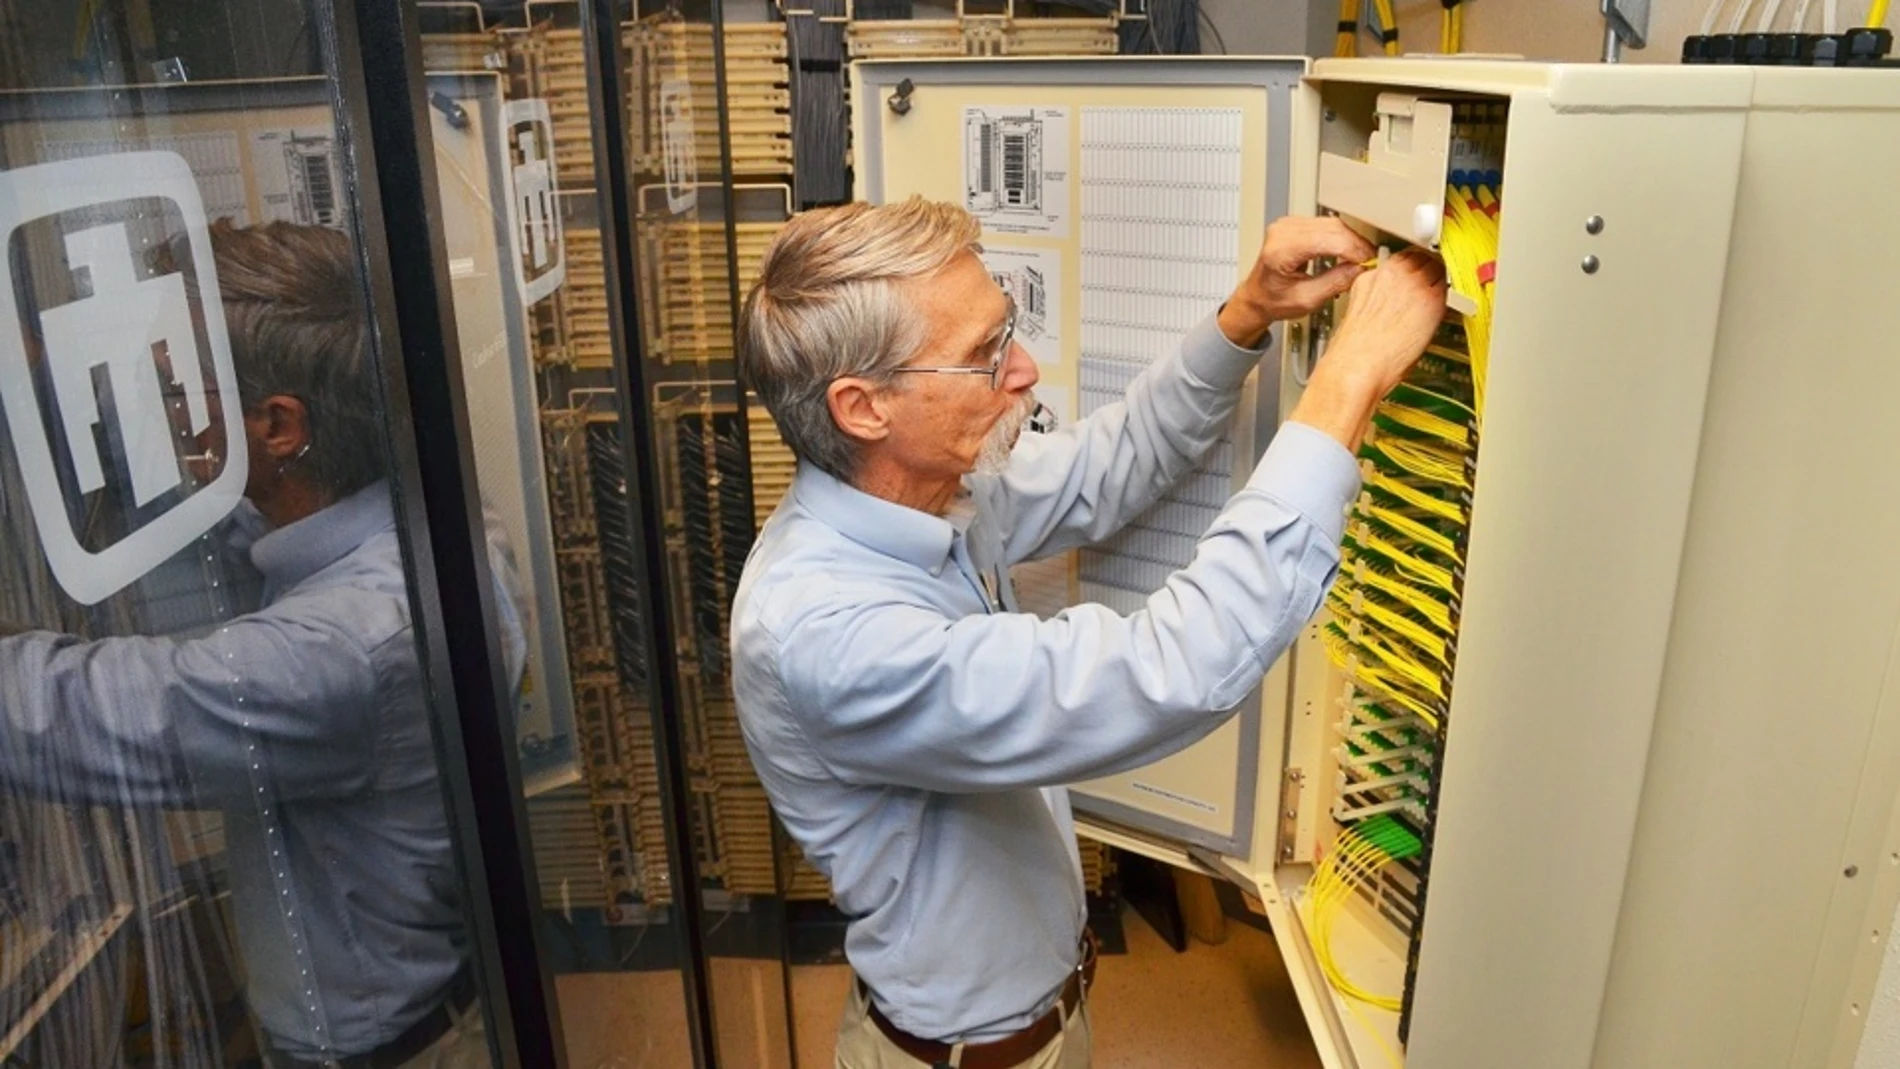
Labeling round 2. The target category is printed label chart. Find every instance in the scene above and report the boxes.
[1075,106,1244,609]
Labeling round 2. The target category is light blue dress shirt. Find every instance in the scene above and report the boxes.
[731,311,1362,1043]
[0,481,527,1061]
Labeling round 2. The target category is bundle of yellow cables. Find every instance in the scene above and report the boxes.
[1442,0,1466,53]
[1437,183,1500,420]
[1336,0,1404,56]
[1300,816,1424,1065]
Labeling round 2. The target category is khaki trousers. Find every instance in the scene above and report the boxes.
[834,982,1092,1069]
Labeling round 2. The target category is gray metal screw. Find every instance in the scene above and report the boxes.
[1581,255,1601,274]
[1585,215,1605,235]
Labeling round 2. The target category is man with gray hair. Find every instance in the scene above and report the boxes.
[0,220,515,1067]
[733,196,1446,1068]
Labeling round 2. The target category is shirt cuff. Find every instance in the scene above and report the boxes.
[1180,309,1272,393]
[1246,421,1361,544]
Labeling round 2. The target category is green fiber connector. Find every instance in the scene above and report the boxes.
[1357,814,1425,861]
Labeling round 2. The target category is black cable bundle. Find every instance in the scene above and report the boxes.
[673,415,731,683]
[1118,0,1209,54]
[585,421,652,692]
[711,413,756,602]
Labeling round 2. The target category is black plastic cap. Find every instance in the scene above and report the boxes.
[1706,33,1740,63]
[1739,32,1774,64]
[1767,33,1804,64]
[1803,33,1845,66]
[1843,27,1895,65]
[1682,35,1710,63]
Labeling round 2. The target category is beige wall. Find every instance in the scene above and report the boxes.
[1197,0,1337,55]
[1205,0,1889,62]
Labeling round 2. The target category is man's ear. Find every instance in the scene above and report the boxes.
[827,377,894,446]
[249,394,312,462]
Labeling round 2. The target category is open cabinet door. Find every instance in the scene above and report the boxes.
[852,56,1311,860]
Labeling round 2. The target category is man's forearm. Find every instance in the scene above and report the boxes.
[1286,358,1386,454]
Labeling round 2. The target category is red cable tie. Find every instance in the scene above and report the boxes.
[1477,261,1497,285]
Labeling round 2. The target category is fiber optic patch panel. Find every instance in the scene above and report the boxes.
[856,55,1900,1068]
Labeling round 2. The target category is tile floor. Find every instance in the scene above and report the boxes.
[790,906,1323,1069]
[557,906,1324,1068]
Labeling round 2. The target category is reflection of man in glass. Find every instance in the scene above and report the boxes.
[0,220,520,1067]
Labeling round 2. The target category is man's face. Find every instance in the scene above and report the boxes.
[883,252,1040,481]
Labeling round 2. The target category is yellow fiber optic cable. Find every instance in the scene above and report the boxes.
[1438,195,1492,418]
[1372,0,1403,54]
[1336,620,1445,697]
[1441,0,1466,53]
[1351,522,1456,592]
[1350,559,1455,632]
[1366,469,1467,526]
[1378,401,1470,448]
[1337,0,1360,55]
[1872,0,1889,26]
[1362,504,1463,563]
[1367,437,1469,491]
[1438,253,1493,417]
[1304,829,1406,1011]
[1330,583,1441,656]
[1321,630,1442,724]
[1332,586,1450,667]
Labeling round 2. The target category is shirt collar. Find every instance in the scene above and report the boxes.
[249,480,396,592]
[791,463,964,574]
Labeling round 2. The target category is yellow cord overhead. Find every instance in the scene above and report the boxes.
[1442,0,1466,52]
[1337,0,1361,56]
[1371,0,1403,54]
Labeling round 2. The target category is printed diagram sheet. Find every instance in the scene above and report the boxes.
[979,244,1063,365]
[963,106,1070,237]
[250,127,347,228]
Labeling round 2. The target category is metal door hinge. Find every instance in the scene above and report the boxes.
[1278,767,1304,862]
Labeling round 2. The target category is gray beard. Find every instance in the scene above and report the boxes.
[974,393,1036,476]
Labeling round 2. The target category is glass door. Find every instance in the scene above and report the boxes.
[412,0,799,1065]
[0,1,533,1066]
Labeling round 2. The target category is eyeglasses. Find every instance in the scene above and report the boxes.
[890,296,1016,391]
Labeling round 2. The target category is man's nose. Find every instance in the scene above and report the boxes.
[999,340,1039,393]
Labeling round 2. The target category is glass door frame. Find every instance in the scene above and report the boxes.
[315,0,767,1065]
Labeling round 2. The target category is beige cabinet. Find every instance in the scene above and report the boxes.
[855,55,1900,1069]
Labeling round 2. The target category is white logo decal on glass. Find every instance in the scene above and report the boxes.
[501,99,565,306]
[660,78,698,214]
[0,150,247,605]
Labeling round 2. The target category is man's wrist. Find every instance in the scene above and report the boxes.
[1287,358,1387,453]
[1216,292,1275,349]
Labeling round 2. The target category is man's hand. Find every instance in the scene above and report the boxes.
[1218,217,1378,347]
[1326,249,1449,397]
[1288,248,1449,452]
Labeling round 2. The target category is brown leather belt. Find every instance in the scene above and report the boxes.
[862,930,1098,1069]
